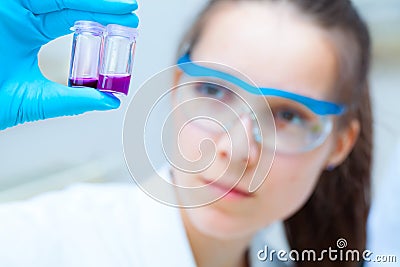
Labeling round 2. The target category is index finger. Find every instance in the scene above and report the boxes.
[24,0,138,15]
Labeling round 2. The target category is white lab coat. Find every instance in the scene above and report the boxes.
[0,168,290,267]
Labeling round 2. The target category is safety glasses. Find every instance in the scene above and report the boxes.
[176,53,347,154]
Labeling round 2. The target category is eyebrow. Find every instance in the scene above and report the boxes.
[177,53,347,116]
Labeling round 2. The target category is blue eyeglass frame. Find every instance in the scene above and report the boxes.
[177,53,346,116]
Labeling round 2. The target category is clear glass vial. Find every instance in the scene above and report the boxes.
[97,24,138,95]
[68,21,105,88]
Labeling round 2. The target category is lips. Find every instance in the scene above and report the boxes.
[199,176,253,199]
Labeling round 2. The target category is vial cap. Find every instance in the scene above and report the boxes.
[71,20,105,34]
[106,24,138,41]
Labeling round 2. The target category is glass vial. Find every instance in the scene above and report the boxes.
[97,24,138,95]
[68,21,105,88]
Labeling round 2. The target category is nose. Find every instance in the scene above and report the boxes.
[216,114,260,167]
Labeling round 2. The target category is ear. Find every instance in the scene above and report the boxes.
[326,119,360,169]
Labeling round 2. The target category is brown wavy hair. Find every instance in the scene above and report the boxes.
[177,0,373,266]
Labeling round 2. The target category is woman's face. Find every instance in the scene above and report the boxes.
[172,1,341,239]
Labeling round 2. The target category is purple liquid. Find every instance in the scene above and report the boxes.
[68,77,98,88]
[97,74,131,95]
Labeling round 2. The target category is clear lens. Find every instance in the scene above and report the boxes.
[177,75,333,154]
[176,80,247,133]
[267,97,333,153]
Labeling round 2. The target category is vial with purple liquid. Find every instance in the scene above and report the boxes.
[97,24,138,95]
[68,21,104,89]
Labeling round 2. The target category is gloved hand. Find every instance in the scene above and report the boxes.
[0,0,139,130]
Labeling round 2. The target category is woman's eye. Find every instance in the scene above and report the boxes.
[275,109,305,125]
[195,83,229,100]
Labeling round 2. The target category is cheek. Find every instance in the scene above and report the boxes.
[257,145,331,221]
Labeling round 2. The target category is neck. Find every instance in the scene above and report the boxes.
[181,209,252,267]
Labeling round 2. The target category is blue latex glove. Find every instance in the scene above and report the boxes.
[0,0,139,130]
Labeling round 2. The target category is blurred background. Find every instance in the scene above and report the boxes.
[0,0,399,205]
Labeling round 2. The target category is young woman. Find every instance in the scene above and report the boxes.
[164,0,372,266]
[0,0,372,267]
